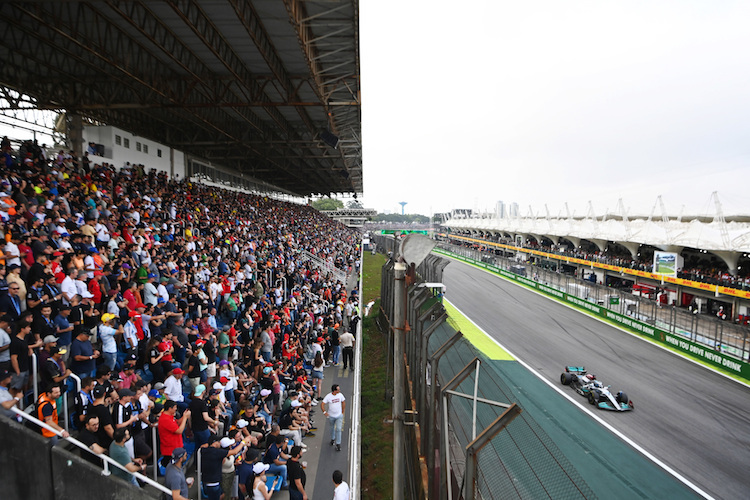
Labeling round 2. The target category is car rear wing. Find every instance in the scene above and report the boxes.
[565,366,587,374]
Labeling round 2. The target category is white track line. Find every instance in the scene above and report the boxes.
[445,298,714,500]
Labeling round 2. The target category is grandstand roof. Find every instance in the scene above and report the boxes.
[0,0,361,197]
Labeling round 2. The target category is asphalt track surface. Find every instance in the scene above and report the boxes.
[443,259,750,500]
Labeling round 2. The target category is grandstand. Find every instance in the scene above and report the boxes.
[0,2,363,499]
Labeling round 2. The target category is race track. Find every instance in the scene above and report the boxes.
[443,259,750,500]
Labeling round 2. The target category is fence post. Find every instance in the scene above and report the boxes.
[393,261,407,500]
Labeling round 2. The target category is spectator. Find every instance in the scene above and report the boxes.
[36,382,69,444]
[249,462,278,500]
[0,369,22,419]
[77,414,107,464]
[89,384,115,449]
[69,328,99,378]
[109,427,146,487]
[200,435,247,500]
[339,329,355,370]
[322,384,346,452]
[158,400,191,468]
[98,313,122,371]
[164,447,191,500]
[262,434,289,488]
[287,445,307,500]
[332,469,350,500]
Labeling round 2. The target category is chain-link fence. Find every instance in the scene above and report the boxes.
[376,238,596,499]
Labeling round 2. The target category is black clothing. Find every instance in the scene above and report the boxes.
[288,458,306,492]
[189,397,210,432]
[89,402,115,449]
[200,447,228,483]
[9,335,30,372]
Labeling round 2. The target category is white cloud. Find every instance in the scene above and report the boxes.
[361,1,750,217]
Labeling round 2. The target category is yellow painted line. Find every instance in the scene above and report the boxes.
[442,299,515,361]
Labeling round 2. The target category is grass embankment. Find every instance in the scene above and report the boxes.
[360,251,394,499]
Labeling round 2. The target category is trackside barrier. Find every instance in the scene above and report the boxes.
[376,247,596,500]
[434,247,750,381]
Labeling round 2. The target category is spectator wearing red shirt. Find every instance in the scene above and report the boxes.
[158,400,191,467]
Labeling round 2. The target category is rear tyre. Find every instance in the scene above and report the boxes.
[561,372,573,385]
[588,392,597,405]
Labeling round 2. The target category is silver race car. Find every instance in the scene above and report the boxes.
[560,366,634,411]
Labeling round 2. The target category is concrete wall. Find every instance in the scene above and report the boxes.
[0,416,54,500]
[0,416,157,500]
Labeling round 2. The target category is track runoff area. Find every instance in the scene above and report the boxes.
[439,255,750,500]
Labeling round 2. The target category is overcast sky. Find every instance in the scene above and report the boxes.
[360,1,750,218]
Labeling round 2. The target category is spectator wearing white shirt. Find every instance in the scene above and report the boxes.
[164,368,187,413]
[332,470,350,500]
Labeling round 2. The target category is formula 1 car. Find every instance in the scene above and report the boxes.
[560,366,634,412]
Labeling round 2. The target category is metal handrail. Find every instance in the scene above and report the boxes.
[10,407,172,495]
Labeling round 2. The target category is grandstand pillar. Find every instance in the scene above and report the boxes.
[617,241,641,260]
[393,261,407,500]
[588,238,608,253]
[712,251,740,276]
[67,112,84,158]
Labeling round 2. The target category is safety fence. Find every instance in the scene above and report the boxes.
[436,243,750,380]
[377,248,596,499]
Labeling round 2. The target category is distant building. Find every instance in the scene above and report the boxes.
[496,201,506,219]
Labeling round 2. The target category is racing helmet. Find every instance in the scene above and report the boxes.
[593,380,603,388]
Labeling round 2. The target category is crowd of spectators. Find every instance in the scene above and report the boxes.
[0,137,361,499]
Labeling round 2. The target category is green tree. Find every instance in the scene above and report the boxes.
[313,197,344,211]
[346,200,364,209]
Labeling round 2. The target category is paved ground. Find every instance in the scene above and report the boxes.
[443,258,750,500]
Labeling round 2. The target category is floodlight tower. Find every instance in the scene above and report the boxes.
[398,201,407,215]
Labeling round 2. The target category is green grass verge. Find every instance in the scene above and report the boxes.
[360,251,394,499]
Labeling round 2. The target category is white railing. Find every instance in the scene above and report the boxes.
[10,407,172,496]
[348,250,363,499]
[298,250,347,284]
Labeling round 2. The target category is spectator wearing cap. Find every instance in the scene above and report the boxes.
[112,387,138,458]
[189,383,216,448]
[249,461,278,500]
[99,312,123,371]
[69,327,100,378]
[37,333,58,367]
[40,344,71,393]
[0,368,22,419]
[164,447,191,500]
[200,435,247,500]
[118,358,140,389]
[158,400,191,468]
[143,273,159,307]
[164,367,188,412]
